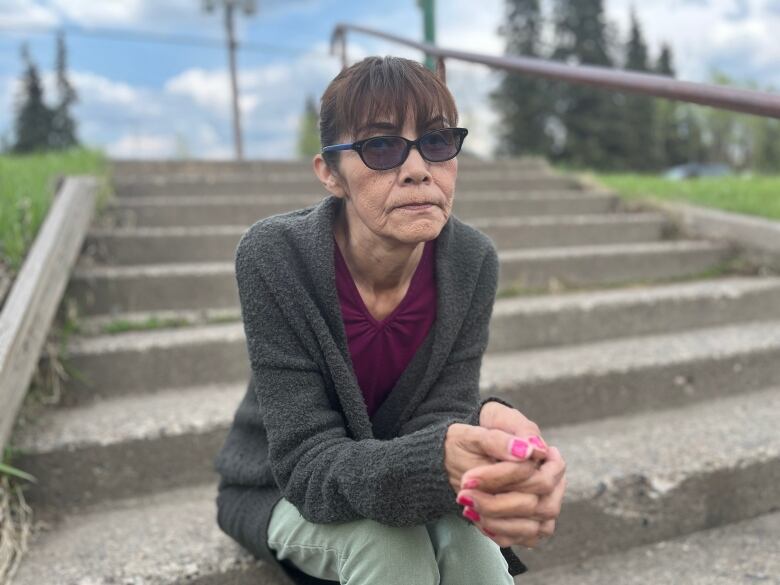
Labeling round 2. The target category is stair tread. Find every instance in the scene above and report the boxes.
[12,482,277,585]
[520,511,780,584]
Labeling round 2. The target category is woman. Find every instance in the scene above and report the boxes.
[214,56,567,585]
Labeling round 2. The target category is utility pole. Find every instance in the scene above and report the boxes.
[203,0,256,161]
[416,0,436,71]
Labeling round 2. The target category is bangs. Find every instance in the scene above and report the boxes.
[344,65,458,140]
[320,56,459,155]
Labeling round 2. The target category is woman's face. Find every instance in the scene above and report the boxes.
[314,110,458,247]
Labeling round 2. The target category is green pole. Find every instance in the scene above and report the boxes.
[417,0,435,71]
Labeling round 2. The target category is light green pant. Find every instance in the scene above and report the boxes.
[267,497,515,585]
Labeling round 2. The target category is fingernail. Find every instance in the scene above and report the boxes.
[484,528,497,537]
[463,507,480,522]
[463,478,480,489]
[528,436,547,450]
[511,439,532,459]
[456,495,474,507]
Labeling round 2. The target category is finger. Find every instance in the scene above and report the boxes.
[456,488,539,520]
[465,427,548,465]
[460,460,537,492]
[513,446,566,495]
[538,518,556,539]
[474,515,542,549]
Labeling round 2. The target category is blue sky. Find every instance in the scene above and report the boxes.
[1,0,778,160]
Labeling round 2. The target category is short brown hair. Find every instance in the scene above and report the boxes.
[319,56,459,172]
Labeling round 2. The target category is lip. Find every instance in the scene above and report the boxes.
[396,202,437,211]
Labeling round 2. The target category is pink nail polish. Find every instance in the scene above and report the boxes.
[484,528,497,537]
[457,495,474,507]
[463,478,480,489]
[463,507,480,522]
[528,436,547,450]
[511,439,531,459]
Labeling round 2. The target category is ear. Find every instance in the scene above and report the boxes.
[313,154,347,199]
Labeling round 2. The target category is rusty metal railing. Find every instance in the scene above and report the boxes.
[330,23,780,120]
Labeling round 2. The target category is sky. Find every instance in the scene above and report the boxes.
[0,0,778,160]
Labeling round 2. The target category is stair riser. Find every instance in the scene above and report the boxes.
[498,247,734,291]
[494,346,780,428]
[489,287,780,352]
[108,196,617,228]
[517,458,780,568]
[16,429,228,526]
[85,221,666,265]
[113,176,578,197]
[58,339,251,406]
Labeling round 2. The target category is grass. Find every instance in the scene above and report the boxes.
[559,167,780,221]
[0,147,113,275]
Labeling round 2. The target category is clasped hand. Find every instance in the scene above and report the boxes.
[443,402,567,549]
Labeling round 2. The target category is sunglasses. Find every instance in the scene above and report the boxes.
[321,127,469,171]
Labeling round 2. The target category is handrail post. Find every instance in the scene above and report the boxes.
[435,56,446,84]
[330,25,348,70]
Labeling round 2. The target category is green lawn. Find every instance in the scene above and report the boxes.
[569,170,780,221]
[0,147,111,274]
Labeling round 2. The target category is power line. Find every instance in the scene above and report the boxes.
[0,24,334,59]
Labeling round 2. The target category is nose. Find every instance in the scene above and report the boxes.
[400,144,432,184]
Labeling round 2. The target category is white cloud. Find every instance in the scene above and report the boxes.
[165,68,260,115]
[0,0,59,27]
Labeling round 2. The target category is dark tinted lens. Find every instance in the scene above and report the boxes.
[420,129,460,161]
[362,136,407,169]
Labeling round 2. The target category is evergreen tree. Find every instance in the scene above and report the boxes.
[49,31,79,150]
[297,94,320,158]
[12,43,53,154]
[652,42,691,167]
[489,0,552,158]
[622,7,658,170]
[550,0,625,169]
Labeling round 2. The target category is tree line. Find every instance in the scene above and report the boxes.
[490,0,780,172]
[2,32,80,155]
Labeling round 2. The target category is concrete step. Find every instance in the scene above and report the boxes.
[109,156,551,178]
[497,239,737,291]
[104,192,619,228]
[47,308,780,422]
[84,213,671,265]
[520,511,780,584]
[11,384,780,580]
[112,173,580,197]
[12,482,284,585]
[65,240,737,316]
[70,276,780,350]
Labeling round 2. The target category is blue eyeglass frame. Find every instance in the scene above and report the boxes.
[321,127,469,170]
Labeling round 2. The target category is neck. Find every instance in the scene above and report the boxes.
[334,201,425,294]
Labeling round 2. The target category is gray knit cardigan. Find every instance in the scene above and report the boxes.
[213,194,528,585]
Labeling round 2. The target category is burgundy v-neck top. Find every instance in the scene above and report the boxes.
[334,236,437,419]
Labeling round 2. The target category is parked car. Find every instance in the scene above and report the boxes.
[663,163,733,180]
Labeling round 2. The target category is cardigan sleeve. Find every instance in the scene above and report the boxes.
[234,238,478,526]
[398,242,516,435]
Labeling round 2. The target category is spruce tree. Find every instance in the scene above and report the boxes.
[653,42,690,167]
[622,8,658,170]
[50,31,79,150]
[551,0,624,169]
[12,43,53,154]
[297,95,320,158]
[489,0,552,158]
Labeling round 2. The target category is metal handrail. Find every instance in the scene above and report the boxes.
[331,23,780,120]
